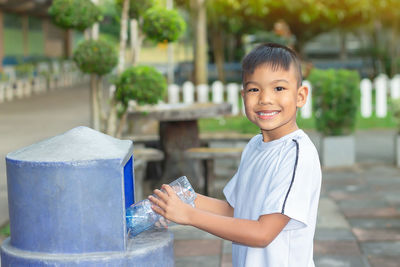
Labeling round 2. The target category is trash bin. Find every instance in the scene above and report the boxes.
[1,126,174,266]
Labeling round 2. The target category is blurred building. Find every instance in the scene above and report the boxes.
[0,0,74,71]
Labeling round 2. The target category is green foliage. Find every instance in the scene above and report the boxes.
[392,98,400,133]
[142,7,186,43]
[199,116,259,134]
[73,40,117,75]
[0,223,10,237]
[308,68,361,136]
[115,0,157,19]
[48,0,103,31]
[115,65,166,107]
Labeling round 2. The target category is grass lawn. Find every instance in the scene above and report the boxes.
[199,111,398,134]
[0,223,10,237]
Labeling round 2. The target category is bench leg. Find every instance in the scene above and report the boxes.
[203,159,215,196]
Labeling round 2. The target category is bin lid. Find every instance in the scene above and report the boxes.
[6,126,133,163]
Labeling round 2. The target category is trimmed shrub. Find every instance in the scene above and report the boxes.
[48,0,102,31]
[142,7,186,43]
[73,40,117,75]
[115,65,167,106]
[308,68,360,136]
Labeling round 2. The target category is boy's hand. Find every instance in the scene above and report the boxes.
[148,184,192,225]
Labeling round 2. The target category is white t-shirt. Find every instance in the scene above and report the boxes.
[223,129,321,267]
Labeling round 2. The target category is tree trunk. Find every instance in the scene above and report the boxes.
[97,76,107,130]
[192,0,207,85]
[211,28,225,83]
[339,30,348,61]
[64,29,73,58]
[166,0,174,84]
[107,0,129,136]
[226,33,235,63]
[115,110,128,138]
[90,74,100,131]
[390,24,399,77]
[91,0,99,40]
[130,19,139,66]
[117,0,130,74]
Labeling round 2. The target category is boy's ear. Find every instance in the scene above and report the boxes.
[296,85,308,108]
[241,89,245,98]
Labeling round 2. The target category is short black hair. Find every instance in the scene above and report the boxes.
[242,43,302,87]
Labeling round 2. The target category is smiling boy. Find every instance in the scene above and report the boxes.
[149,43,322,267]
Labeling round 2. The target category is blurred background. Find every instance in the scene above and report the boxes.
[1,1,400,267]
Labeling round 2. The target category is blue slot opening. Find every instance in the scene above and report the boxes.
[123,156,134,208]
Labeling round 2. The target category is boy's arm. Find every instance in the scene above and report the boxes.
[194,193,234,217]
[149,185,290,248]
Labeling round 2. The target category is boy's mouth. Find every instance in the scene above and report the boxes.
[256,111,280,119]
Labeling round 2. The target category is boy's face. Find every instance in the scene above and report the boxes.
[241,64,308,142]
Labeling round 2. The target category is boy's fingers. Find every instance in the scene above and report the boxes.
[153,189,169,201]
[151,204,165,217]
[148,195,166,210]
[162,184,176,196]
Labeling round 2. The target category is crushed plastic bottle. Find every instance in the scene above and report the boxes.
[126,176,196,237]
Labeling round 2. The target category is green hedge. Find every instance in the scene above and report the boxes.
[308,68,360,136]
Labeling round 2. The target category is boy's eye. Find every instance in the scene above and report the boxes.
[247,88,259,92]
[275,86,285,91]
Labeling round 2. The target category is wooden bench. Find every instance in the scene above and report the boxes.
[185,147,243,196]
[133,148,164,200]
[133,148,164,162]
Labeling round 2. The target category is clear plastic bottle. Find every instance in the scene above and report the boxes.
[126,176,196,237]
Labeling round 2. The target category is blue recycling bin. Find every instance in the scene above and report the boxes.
[1,126,174,266]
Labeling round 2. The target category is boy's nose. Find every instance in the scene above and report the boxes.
[258,89,273,105]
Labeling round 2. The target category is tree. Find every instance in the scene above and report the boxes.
[49,0,105,130]
[73,40,118,130]
[111,0,186,137]
[365,0,400,76]
[48,0,102,31]
[50,0,185,137]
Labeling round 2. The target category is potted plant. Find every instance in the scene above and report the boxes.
[392,98,400,167]
[308,68,360,167]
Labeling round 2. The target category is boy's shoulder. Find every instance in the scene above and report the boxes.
[246,130,314,148]
[244,130,319,161]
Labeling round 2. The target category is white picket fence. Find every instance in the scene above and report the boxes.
[0,61,89,104]
[167,74,400,118]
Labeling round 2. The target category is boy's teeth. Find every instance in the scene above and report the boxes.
[258,111,278,116]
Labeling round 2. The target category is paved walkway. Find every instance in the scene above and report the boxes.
[1,85,400,266]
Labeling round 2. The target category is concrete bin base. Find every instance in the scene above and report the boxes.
[1,229,174,267]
